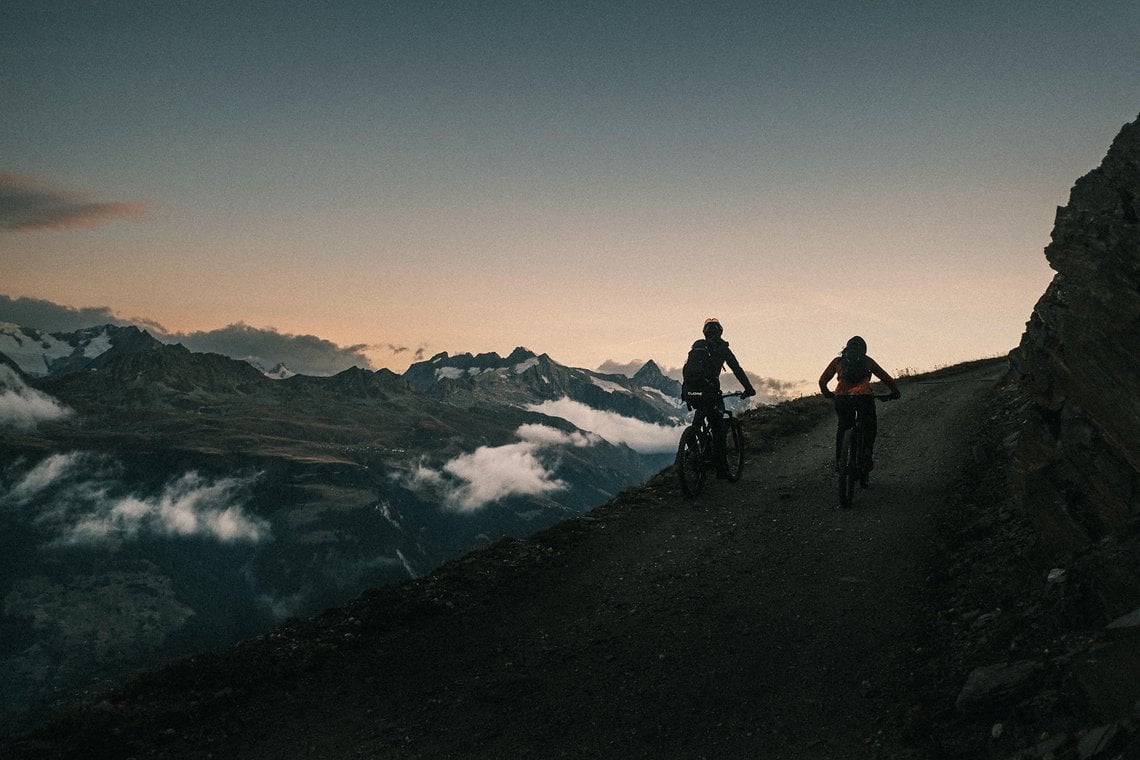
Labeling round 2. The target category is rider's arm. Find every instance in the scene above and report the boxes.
[867,356,901,397]
[818,358,839,397]
[724,349,756,397]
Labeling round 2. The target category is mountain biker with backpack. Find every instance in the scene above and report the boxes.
[682,318,757,477]
[818,336,900,473]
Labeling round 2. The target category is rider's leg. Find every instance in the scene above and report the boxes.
[710,407,729,477]
[691,406,707,435]
[834,397,856,470]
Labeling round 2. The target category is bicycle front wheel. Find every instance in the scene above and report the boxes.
[676,427,706,497]
[838,427,857,508]
[724,417,745,482]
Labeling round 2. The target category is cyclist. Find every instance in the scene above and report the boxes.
[818,335,900,473]
[682,318,757,477]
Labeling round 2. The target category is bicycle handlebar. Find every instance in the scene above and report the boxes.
[722,390,745,399]
[875,393,899,401]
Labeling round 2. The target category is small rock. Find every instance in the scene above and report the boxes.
[1105,606,1140,631]
[1034,732,1069,758]
[1077,722,1120,759]
[955,660,1043,712]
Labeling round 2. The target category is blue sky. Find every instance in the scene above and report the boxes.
[2,1,1138,386]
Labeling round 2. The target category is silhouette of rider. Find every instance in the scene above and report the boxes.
[683,318,757,477]
[818,335,900,472]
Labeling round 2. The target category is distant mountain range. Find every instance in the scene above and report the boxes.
[0,321,691,736]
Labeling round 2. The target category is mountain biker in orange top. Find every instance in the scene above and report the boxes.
[682,318,757,477]
[818,336,900,472]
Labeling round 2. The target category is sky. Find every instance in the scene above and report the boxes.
[2,1,1138,389]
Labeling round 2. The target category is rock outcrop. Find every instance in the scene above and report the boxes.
[1010,112,1140,725]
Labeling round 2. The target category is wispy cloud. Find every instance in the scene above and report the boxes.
[1,452,268,544]
[404,423,599,512]
[0,365,72,429]
[525,397,684,454]
[383,344,426,362]
[0,174,148,232]
[66,471,267,543]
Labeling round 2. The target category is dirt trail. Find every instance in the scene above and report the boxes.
[8,360,1007,760]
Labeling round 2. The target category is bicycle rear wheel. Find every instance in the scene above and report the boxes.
[676,427,706,497]
[838,427,857,508]
[723,417,745,482]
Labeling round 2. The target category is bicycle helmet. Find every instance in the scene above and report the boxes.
[703,318,723,339]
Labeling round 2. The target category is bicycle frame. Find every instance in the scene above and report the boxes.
[676,391,745,497]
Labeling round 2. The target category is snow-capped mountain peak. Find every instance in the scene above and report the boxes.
[0,323,159,377]
[248,361,297,380]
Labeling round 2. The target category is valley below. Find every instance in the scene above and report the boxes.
[0,346,679,738]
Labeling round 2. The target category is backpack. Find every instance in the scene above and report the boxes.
[838,347,868,383]
[682,339,719,391]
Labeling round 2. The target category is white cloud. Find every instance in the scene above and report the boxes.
[0,452,268,544]
[524,397,685,454]
[403,423,599,513]
[516,423,599,448]
[442,441,566,513]
[0,365,72,429]
[4,451,81,504]
[63,471,267,543]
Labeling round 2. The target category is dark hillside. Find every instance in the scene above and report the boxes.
[4,358,1025,759]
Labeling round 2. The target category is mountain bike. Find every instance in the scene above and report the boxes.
[837,394,894,508]
[676,391,745,497]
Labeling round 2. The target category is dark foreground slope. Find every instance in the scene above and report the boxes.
[17,357,1125,760]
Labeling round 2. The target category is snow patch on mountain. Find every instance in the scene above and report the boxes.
[641,386,683,405]
[590,376,632,395]
[0,322,112,376]
[436,365,503,381]
[251,362,296,380]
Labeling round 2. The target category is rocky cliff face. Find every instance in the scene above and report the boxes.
[1012,113,1140,624]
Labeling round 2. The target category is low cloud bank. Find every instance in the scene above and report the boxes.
[525,398,683,454]
[0,365,72,429]
[164,322,375,376]
[406,423,599,513]
[0,295,144,332]
[1,452,268,544]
